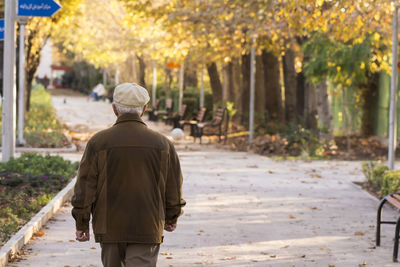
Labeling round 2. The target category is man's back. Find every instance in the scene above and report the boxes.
[72,113,185,244]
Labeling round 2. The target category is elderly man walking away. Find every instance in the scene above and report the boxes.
[71,83,186,267]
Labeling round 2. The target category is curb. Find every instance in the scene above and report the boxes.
[14,143,77,153]
[0,177,76,267]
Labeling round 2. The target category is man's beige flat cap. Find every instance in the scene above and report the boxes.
[113,83,150,108]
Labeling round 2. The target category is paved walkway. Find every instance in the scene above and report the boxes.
[9,91,400,266]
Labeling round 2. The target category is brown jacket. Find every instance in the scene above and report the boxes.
[71,113,185,244]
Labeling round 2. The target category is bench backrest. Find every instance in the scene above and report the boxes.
[179,104,187,117]
[153,99,160,110]
[212,107,226,124]
[165,98,173,110]
[196,107,207,122]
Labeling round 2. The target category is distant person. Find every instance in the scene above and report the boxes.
[89,83,106,101]
[71,83,185,267]
[43,75,50,89]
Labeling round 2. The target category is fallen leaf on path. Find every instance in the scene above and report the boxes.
[199,229,204,232]
[359,262,367,266]
[300,255,306,258]
[160,252,172,256]
[166,257,173,259]
[289,215,296,219]
[354,232,364,236]
[328,265,335,267]
[310,174,322,178]
[69,240,76,242]
[90,247,96,250]
[260,252,268,255]
[281,245,289,249]
[270,255,276,258]
[268,170,274,174]
[34,230,45,237]
[309,207,318,210]
[221,256,236,260]
[247,165,258,168]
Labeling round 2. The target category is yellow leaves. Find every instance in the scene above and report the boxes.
[360,62,365,70]
[316,0,324,7]
[336,66,341,72]
[372,32,380,42]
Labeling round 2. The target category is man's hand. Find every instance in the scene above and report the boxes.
[164,223,177,232]
[76,230,90,242]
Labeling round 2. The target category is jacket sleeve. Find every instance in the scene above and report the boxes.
[165,142,186,224]
[71,140,98,231]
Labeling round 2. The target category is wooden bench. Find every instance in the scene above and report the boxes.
[147,99,160,121]
[178,107,207,137]
[377,193,400,261]
[170,104,187,129]
[160,98,174,123]
[193,107,229,144]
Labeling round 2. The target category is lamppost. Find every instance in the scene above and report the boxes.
[389,5,399,170]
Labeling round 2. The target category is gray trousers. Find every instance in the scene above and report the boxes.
[100,243,160,267]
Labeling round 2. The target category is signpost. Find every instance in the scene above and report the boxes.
[2,0,62,161]
[0,20,4,40]
[18,0,62,17]
[3,0,17,162]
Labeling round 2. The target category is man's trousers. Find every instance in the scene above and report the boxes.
[100,243,160,267]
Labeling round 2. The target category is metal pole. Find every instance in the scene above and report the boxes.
[103,69,107,86]
[2,0,16,161]
[17,19,27,146]
[152,63,157,107]
[200,63,204,108]
[178,63,184,111]
[389,6,399,170]
[115,65,119,85]
[249,39,256,143]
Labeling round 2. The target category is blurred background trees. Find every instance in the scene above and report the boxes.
[1,0,399,149]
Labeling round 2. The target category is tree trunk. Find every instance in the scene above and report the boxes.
[230,58,241,123]
[255,55,265,118]
[241,53,251,124]
[361,72,379,137]
[262,50,282,121]
[296,72,305,121]
[304,82,318,130]
[136,55,146,88]
[282,49,297,124]
[206,62,223,105]
[184,65,198,88]
[316,80,333,140]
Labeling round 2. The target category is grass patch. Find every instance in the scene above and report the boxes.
[0,153,78,247]
[0,85,69,148]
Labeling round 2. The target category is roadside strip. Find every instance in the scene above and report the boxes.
[0,178,76,267]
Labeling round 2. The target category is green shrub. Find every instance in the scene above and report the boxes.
[0,153,78,178]
[362,161,376,184]
[361,162,388,189]
[284,123,322,156]
[381,170,400,197]
[0,153,78,246]
[372,165,389,188]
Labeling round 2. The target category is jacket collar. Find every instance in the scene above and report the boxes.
[114,113,147,126]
